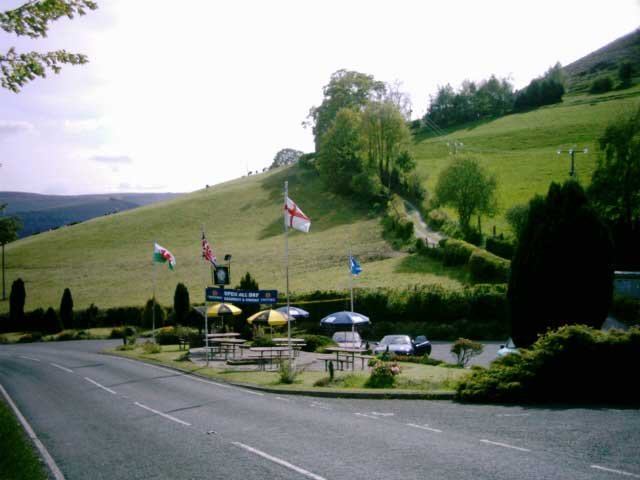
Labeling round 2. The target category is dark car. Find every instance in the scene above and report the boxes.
[373,334,432,356]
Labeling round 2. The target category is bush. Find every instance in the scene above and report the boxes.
[155,326,180,345]
[365,360,402,388]
[441,238,477,266]
[17,332,41,343]
[142,341,161,354]
[427,209,449,230]
[456,325,640,403]
[468,249,510,283]
[590,76,613,94]
[611,294,640,326]
[55,330,77,341]
[450,338,484,367]
[301,334,334,352]
[485,236,515,260]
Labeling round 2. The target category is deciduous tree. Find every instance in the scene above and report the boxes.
[0,0,97,92]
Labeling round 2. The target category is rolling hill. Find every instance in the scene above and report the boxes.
[2,33,639,314]
[0,192,182,238]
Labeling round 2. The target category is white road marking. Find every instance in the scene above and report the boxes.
[233,442,327,480]
[83,377,117,395]
[370,411,394,417]
[355,412,379,420]
[19,355,41,362]
[591,465,640,478]
[134,402,191,426]
[496,413,530,417]
[480,439,530,452]
[275,396,291,402]
[50,363,73,373]
[407,423,442,433]
[0,384,66,480]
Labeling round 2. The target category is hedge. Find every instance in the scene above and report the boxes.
[456,325,640,404]
[468,249,510,283]
[441,238,477,266]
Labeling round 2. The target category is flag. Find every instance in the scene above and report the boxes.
[153,243,176,270]
[350,255,362,275]
[202,232,217,266]
[284,196,311,233]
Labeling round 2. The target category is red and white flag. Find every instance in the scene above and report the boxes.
[202,232,217,266]
[284,196,311,233]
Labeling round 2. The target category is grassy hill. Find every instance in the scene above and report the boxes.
[1,168,465,313]
[412,85,640,235]
[0,192,182,238]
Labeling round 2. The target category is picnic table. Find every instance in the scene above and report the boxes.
[249,347,291,371]
[206,338,247,360]
[324,347,373,371]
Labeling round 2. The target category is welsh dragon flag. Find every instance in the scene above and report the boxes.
[153,243,176,270]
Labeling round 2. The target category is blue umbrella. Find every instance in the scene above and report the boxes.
[276,306,310,319]
[320,311,370,327]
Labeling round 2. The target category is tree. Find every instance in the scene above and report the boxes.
[508,181,614,347]
[173,283,190,325]
[434,157,497,234]
[505,204,529,240]
[0,205,21,300]
[1,0,97,92]
[44,306,61,334]
[588,107,640,268]
[9,278,25,328]
[269,148,304,170]
[450,338,483,367]
[60,287,74,330]
[618,62,633,87]
[306,69,385,149]
[234,272,259,337]
[317,108,367,195]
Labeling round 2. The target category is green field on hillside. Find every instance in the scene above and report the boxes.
[1,167,466,313]
[412,87,640,235]
[2,86,639,314]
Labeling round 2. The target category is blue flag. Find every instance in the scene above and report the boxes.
[349,255,362,275]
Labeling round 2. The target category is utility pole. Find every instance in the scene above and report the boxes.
[557,147,588,177]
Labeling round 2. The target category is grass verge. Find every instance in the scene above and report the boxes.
[108,344,468,395]
[0,397,48,480]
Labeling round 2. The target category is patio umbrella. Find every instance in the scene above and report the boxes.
[207,303,242,316]
[247,309,290,327]
[319,311,370,327]
[275,306,309,319]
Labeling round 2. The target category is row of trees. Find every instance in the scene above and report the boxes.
[425,64,565,129]
[306,70,423,203]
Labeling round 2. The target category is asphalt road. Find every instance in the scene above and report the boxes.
[1,340,639,480]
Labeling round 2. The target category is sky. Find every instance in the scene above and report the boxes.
[0,0,638,195]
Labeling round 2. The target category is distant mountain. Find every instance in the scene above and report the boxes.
[564,29,640,93]
[0,192,182,238]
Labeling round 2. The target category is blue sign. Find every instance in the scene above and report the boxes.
[205,287,278,304]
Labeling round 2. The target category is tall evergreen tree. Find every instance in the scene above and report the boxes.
[9,278,25,329]
[173,283,190,325]
[60,288,74,330]
[508,181,614,347]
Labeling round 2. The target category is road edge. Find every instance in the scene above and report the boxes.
[0,384,65,480]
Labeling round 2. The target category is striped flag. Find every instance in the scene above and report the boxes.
[202,232,217,266]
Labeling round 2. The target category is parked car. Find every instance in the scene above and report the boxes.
[373,334,432,356]
[331,331,364,349]
[496,338,518,357]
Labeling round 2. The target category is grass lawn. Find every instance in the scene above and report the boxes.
[0,397,48,480]
[109,344,468,393]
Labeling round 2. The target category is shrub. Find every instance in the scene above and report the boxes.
[485,236,515,260]
[301,334,334,352]
[427,209,449,230]
[611,294,640,326]
[456,325,640,403]
[365,361,401,388]
[142,341,161,354]
[277,360,298,384]
[468,249,510,283]
[155,326,180,345]
[450,338,483,367]
[441,238,477,266]
[17,332,41,343]
[590,76,613,94]
[55,330,77,341]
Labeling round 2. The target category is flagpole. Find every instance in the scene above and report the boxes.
[203,225,209,367]
[152,242,157,343]
[284,181,292,370]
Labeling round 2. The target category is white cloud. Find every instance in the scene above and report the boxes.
[64,117,109,134]
[90,154,132,165]
[0,121,35,139]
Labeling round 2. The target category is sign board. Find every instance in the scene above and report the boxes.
[213,266,230,285]
[205,287,278,304]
